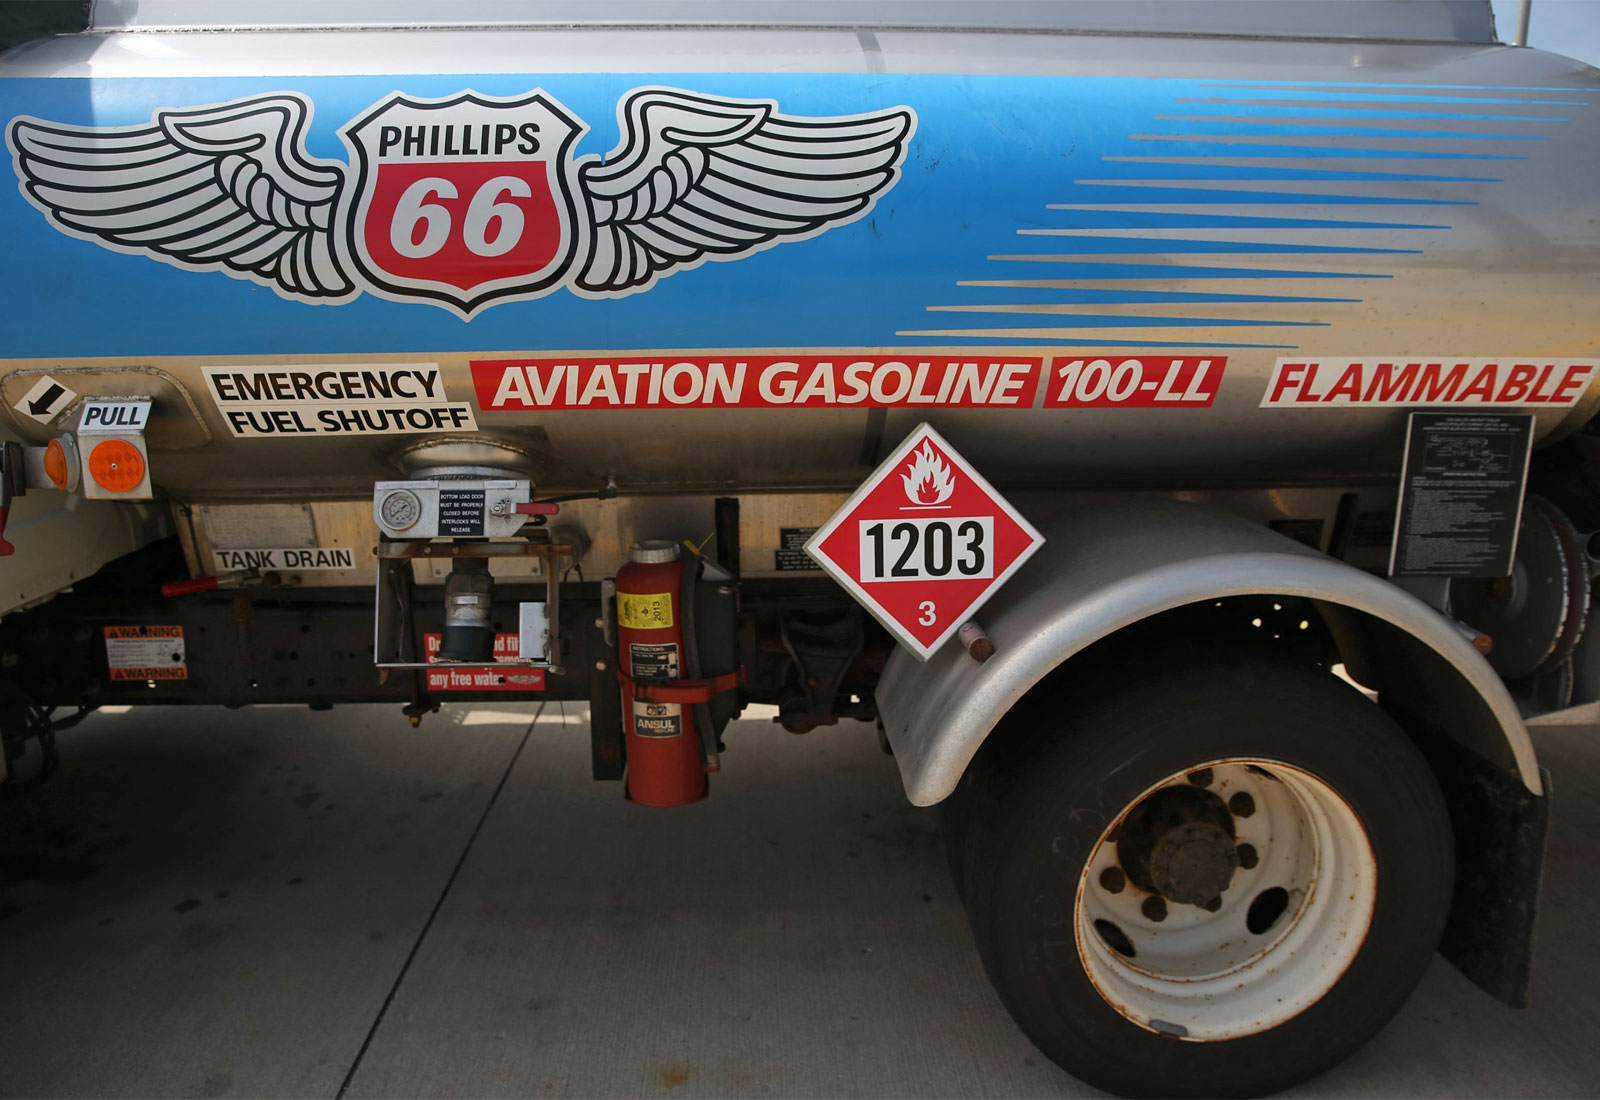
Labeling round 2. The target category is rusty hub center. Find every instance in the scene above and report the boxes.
[1117,785,1239,906]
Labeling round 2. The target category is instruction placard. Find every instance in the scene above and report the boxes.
[437,488,486,536]
[775,527,819,571]
[629,642,680,680]
[1389,412,1535,577]
[104,624,187,681]
[202,364,476,438]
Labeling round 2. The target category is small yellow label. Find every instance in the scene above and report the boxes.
[618,591,675,630]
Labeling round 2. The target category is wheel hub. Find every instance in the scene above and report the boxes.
[1077,759,1382,1044]
[1117,785,1237,905]
[1148,820,1237,905]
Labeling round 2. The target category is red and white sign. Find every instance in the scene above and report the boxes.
[471,355,1045,410]
[1261,358,1595,407]
[423,632,546,693]
[1045,356,1224,408]
[104,624,187,682]
[344,92,584,315]
[804,424,1044,660]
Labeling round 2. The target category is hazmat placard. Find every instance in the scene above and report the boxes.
[104,625,186,681]
[805,424,1044,660]
[202,364,476,437]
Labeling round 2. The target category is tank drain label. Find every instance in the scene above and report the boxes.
[202,365,477,437]
[104,625,186,681]
[213,547,356,571]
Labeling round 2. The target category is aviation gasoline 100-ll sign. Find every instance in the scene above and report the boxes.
[804,423,1044,660]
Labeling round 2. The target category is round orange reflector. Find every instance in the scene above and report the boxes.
[88,439,145,493]
[43,439,70,489]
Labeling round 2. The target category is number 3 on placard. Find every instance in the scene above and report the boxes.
[918,601,937,626]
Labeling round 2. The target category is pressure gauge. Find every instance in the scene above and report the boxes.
[380,488,421,531]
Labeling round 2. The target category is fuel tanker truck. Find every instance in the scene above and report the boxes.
[2,1,1598,1094]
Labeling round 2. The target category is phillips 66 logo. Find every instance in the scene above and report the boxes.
[345,92,583,311]
[9,87,915,318]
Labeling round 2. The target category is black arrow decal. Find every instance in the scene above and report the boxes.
[26,383,65,416]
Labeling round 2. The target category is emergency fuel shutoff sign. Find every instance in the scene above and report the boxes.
[806,424,1043,660]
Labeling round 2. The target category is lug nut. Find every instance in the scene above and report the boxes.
[1187,768,1213,788]
[1228,792,1256,818]
[1201,896,1223,912]
[1236,843,1259,869]
[1099,867,1126,894]
[1141,896,1168,922]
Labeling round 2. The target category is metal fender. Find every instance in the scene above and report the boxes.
[877,498,1541,806]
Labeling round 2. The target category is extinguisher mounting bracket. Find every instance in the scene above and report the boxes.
[618,668,743,705]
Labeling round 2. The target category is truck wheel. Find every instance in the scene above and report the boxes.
[939,770,974,901]
[962,650,1452,1098]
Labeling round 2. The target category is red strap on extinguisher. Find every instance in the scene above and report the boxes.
[618,668,743,704]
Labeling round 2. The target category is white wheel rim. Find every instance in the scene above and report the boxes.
[1074,759,1377,1041]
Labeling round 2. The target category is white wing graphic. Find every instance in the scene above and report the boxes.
[576,89,915,295]
[8,94,354,302]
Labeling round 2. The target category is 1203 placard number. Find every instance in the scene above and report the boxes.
[858,517,994,582]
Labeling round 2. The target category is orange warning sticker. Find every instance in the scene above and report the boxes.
[104,625,187,681]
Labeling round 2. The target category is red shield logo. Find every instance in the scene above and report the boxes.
[341,91,584,316]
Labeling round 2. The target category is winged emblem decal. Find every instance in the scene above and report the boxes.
[7,87,916,318]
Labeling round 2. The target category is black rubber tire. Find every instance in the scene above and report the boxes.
[938,766,974,902]
[961,646,1453,1098]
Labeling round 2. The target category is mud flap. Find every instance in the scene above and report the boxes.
[1412,722,1550,1008]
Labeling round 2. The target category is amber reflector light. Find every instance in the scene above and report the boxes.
[88,439,145,493]
[43,439,70,489]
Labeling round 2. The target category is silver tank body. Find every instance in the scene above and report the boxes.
[1,3,1597,499]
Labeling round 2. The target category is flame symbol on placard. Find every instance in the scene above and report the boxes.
[902,441,956,506]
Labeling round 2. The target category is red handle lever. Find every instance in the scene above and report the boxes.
[162,576,220,598]
[514,502,561,516]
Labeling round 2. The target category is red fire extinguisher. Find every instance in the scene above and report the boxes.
[615,539,708,807]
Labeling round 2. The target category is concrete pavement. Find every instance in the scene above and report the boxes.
[1,701,1596,1098]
